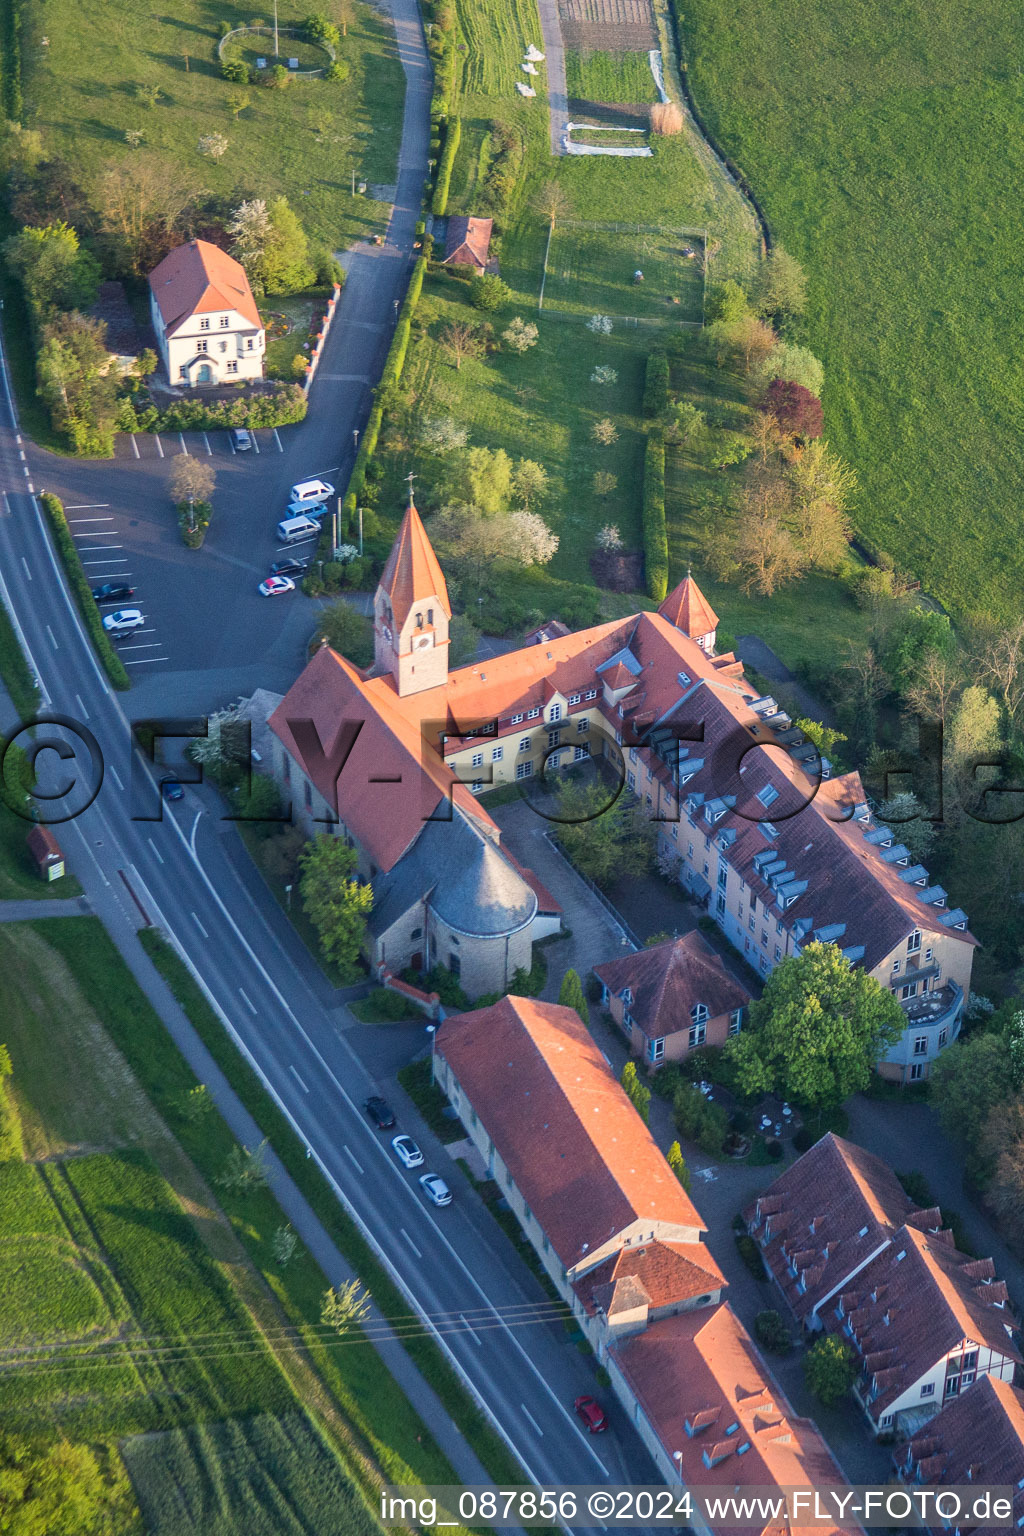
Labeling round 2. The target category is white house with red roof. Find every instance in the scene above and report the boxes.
[148,239,264,387]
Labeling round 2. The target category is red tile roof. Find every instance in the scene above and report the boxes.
[148,239,261,334]
[659,572,719,639]
[442,215,493,268]
[436,996,707,1268]
[575,1239,726,1317]
[268,644,495,872]
[898,1375,1024,1529]
[602,661,636,690]
[613,1306,862,1536]
[594,931,750,1040]
[378,499,451,629]
[744,1133,921,1321]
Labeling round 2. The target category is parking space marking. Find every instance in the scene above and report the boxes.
[521,1406,544,1437]
[69,517,114,524]
[75,693,88,719]
[131,434,140,458]
[65,504,110,510]
[117,641,162,651]
[179,433,187,455]
[289,1064,310,1093]
[252,433,260,454]
[147,837,164,864]
[228,433,236,454]
[343,1144,363,1171]
[75,541,123,549]
[20,557,31,581]
[273,428,284,452]
[46,624,58,650]
[110,766,124,792]
[191,911,209,938]
[82,557,129,565]
[155,435,164,458]
[400,1227,422,1258]
[202,432,212,455]
[123,655,169,665]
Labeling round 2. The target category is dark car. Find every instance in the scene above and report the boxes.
[161,778,185,802]
[92,582,135,603]
[269,557,309,579]
[364,1096,396,1130]
[574,1396,609,1434]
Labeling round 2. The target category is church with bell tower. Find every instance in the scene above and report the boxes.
[372,479,451,696]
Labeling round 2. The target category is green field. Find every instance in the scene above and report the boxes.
[23,0,405,253]
[123,1413,378,1536]
[677,0,1024,622]
[542,221,704,323]
[565,49,659,104]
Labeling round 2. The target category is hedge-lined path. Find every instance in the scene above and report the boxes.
[19,0,432,724]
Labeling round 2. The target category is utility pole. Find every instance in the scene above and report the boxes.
[273,0,279,59]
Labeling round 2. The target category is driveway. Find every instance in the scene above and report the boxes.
[21,0,432,726]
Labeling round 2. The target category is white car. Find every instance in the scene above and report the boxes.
[102,608,144,634]
[258,575,295,597]
[391,1134,424,1170]
[419,1172,452,1207]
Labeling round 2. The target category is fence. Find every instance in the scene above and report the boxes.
[302,282,343,394]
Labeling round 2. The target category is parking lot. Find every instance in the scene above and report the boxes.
[112,427,288,462]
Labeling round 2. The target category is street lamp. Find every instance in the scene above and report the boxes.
[352,427,360,452]
[425,1023,437,1085]
[284,882,292,910]
[393,298,399,324]
[672,1451,684,1482]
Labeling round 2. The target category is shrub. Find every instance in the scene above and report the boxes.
[642,348,669,417]
[754,1310,790,1353]
[39,493,130,689]
[650,101,684,135]
[642,431,668,601]
[735,1233,766,1280]
[221,59,251,83]
[305,12,341,47]
[150,382,307,433]
[324,60,350,83]
[177,498,212,548]
[804,1335,856,1405]
[470,273,511,312]
[431,114,461,216]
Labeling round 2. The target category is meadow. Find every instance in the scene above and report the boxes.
[565,49,659,104]
[21,0,405,252]
[677,0,1024,623]
[542,220,704,323]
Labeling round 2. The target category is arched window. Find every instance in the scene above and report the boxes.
[690,1002,709,1026]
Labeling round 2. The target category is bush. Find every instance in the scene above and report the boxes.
[642,348,669,417]
[39,493,130,689]
[221,59,251,83]
[470,273,512,312]
[735,1233,766,1280]
[754,1310,790,1353]
[673,1081,729,1155]
[177,499,212,549]
[324,60,350,83]
[642,431,668,601]
[896,1170,933,1207]
[150,383,307,433]
[431,114,461,216]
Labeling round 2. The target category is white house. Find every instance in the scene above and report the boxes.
[148,239,264,388]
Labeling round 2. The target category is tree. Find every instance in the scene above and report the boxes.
[299,835,373,977]
[306,11,342,47]
[227,197,272,277]
[970,617,1024,724]
[981,1101,1024,1244]
[227,89,252,118]
[317,601,374,667]
[558,968,588,1026]
[726,942,906,1109]
[440,319,485,371]
[419,415,469,454]
[882,608,956,696]
[135,347,158,381]
[272,1224,299,1267]
[533,179,571,227]
[218,1139,270,1192]
[1008,1009,1024,1091]
[502,316,538,353]
[706,279,749,326]
[595,524,622,550]
[803,1335,856,1405]
[587,313,613,335]
[734,314,777,376]
[169,454,215,510]
[0,1434,108,1534]
[754,1310,790,1353]
[948,684,1002,770]
[0,1040,22,1161]
[36,312,118,455]
[448,611,480,666]
[321,1278,372,1335]
[504,511,558,567]
[662,400,705,448]
[262,197,316,293]
[732,466,805,597]
[758,341,823,397]
[875,791,934,862]
[593,470,617,499]
[470,273,511,312]
[513,458,548,510]
[198,132,229,159]
[590,365,617,385]
[789,440,856,569]
[621,1060,651,1124]
[445,445,514,516]
[753,245,807,324]
[95,152,196,275]
[555,779,651,888]
[3,221,101,319]
[666,1139,691,1191]
[794,719,847,765]
[930,1029,1015,1175]
[591,417,618,445]
[762,379,823,439]
[673,1082,729,1155]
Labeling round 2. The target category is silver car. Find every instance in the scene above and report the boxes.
[419,1173,452,1207]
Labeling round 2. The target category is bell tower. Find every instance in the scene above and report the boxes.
[373,480,451,696]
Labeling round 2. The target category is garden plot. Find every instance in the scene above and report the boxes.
[542,220,705,323]
[558,0,658,51]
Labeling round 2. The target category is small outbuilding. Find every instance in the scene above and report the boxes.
[440,215,494,272]
[26,824,65,882]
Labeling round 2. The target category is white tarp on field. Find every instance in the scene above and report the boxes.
[648,49,669,103]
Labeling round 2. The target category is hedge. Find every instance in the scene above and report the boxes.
[642,347,669,418]
[642,431,668,602]
[431,115,461,217]
[39,493,130,689]
[117,382,307,434]
[0,0,24,122]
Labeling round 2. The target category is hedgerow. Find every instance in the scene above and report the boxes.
[642,430,668,601]
[39,493,130,689]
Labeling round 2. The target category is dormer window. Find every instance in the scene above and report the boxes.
[691,1003,709,1026]
[549,703,561,722]
[416,612,424,628]
[622,988,633,1005]
[219,315,229,327]
[757,784,779,809]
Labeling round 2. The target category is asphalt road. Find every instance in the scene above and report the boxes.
[0,0,665,1510]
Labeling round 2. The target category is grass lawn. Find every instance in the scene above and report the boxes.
[261,288,334,379]
[677,0,1024,622]
[542,220,704,323]
[565,49,659,104]
[23,0,405,254]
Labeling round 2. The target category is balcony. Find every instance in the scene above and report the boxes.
[901,980,963,1030]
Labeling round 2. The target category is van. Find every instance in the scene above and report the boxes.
[276,514,322,545]
[289,477,334,507]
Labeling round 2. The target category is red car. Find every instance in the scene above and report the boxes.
[574,1395,609,1433]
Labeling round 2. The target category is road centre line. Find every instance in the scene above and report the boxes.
[75,692,89,720]
[459,1313,483,1346]
[343,1144,364,1172]
[46,624,58,649]
[191,911,209,938]
[20,556,30,580]
[239,987,258,1015]
[400,1228,422,1259]
[290,1064,310,1093]
[521,1405,544,1437]
[147,837,164,864]
[109,766,124,792]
